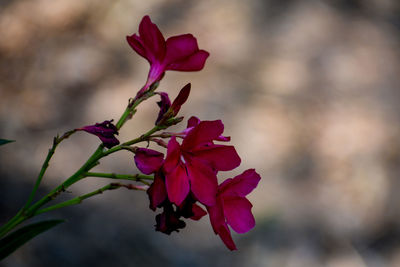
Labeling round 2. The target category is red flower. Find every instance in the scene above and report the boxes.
[134,148,207,224]
[207,169,261,250]
[163,118,241,206]
[127,16,209,96]
[77,120,119,148]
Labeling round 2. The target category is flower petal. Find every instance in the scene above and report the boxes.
[163,137,181,173]
[165,164,190,205]
[206,199,225,234]
[222,196,255,234]
[79,120,120,149]
[182,120,224,150]
[134,148,164,174]
[219,169,261,197]
[217,224,237,251]
[187,116,200,128]
[126,34,147,60]
[190,204,207,221]
[138,15,166,62]
[164,34,198,64]
[193,145,241,171]
[187,158,217,206]
[147,174,167,211]
[166,50,209,71]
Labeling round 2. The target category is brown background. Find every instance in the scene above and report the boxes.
[1,0,400,266]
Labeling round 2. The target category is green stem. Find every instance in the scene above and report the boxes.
[24,146,104,216]
[23,130,77,211]
[0,131,78,238]
[34,183,146,216]
[104,125,166,157]
[116,89,156,130]
[85,172,153,185]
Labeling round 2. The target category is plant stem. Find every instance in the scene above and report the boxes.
[116,88,156,130]
[104,125,166,157]
[85,172,153,185]
[23,130,77,211]
[34,183,146,216]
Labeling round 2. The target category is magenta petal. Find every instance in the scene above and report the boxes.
[134,148,164,175]
[171,83,191,116]
[163,137,181,173]
[126,34,147,60]
[79,120,119,149]
[182,120,224,150]
[222,196,255,234]
[187,158,217,206]
[220,169,261,197]
[166,50,209,71]
[215,135,231,142]
[165,164,190,205]
[207,202,237,250]
[193,145,241,171]
[147,174,167,211]
[190,204,207,221]
[164,34,198,64]
[217,224,237,251]
[138,15,166,62]
[187,116,200,128]
[206,200,225,234]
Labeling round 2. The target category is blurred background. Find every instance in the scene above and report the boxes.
[1,0,400,266]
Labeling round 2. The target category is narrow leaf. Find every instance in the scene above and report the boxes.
[0,139,15,146]
[0,219,64,260]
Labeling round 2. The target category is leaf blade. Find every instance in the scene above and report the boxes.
[0,139,15,146]
[0,219,64,260]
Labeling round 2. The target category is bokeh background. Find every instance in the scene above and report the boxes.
[1,0,400,266]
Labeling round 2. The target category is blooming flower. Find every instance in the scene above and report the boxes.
[127,16,209,96]
[134,147,207,234]
[155,83,191,125]
[207,169,261,250]
[77,120,119,148]
[163,118,241,206]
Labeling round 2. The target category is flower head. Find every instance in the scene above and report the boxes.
[207,169,261,250]
[163,117,241,206]
[77,120,119,148]
[133,147,207,229]
[127,16,209,96]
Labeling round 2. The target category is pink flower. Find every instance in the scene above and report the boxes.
[134,148,207,232]
[77,120,119,148]
[207,169,261,250]
[127,16,209,96]
[163,118,241,206]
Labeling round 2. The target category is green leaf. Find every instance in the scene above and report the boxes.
[0,139,15,146]
[0,219,64,260]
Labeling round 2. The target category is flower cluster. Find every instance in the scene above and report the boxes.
[79,15,260,250]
